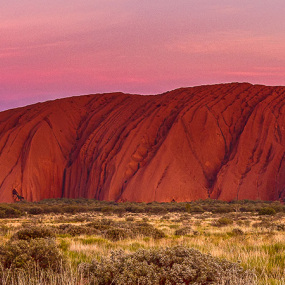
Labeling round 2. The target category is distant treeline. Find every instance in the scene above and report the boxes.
[0,198,284,218]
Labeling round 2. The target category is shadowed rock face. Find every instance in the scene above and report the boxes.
[0,83,285,202]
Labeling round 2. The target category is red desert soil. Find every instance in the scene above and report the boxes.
[0,83,285,202]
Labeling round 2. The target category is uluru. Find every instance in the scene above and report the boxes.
[0,83,285,203]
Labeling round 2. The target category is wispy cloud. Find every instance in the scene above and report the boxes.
[226,71,285,77]
[167,30,285,58]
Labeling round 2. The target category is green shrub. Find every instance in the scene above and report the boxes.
[0,238,65,271]
[174,227,192,236]
[251,221,277,230]
[213,205,232,213]
[133,222,166,239]
[48,205,63,213]
[12,226,55,240]
[113,207,126,216]
[258,207,276,216]
[27,206,44,215]
[61,205,83,214]
[1,199,283,216]
[79,246,256,285]
[0,205,23,218]
[190,205,204,213]
[57,224,98,236]
[87,220,166,240]
[104,228,131,241]
[213,217,234,227]
[87,219,113,231]
[236,220,251,227]
[145,205,167,214]
[185,203,191,213]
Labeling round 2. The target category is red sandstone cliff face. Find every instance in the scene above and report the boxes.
[0,83,285,202]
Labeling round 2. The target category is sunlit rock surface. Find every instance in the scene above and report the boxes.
[1,83,284,202]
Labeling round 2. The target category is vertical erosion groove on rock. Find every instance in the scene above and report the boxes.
[0,83,285,202]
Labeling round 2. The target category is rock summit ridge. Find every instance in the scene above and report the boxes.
[0,83,284,202]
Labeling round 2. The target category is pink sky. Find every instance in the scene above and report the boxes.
[1,0,285,111]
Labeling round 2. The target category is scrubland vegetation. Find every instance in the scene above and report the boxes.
[0,199,284,284]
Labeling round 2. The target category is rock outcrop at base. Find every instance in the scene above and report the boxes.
[0,83,285,202]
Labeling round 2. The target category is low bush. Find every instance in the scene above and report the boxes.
[104,228,131,241]
[87,219,114,231]
[57,224,98,236]
[0,238,65,272]
[132,222,166,239]
[251,221,277,231]
[86,220,166,240]
[174,226,192,236]
[79,246,256,285]
[12,226,56,240]
[190,205,204,213]
[231,228,244,236]
[0,205,23,218]
[27,206,44,215]
[212,205,232,213]
[61,205,86,214]
[213,217,234,227]
[2,199,284,216]
[258,207,276,216]
[236,220,251,227]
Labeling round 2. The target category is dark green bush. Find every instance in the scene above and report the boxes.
[79,246,256,285]
[213,205,232,213]
[1,199,284,217]
[145,205,167,214]
[236,220,251,227]
[48,205,63,213]
[190,205,204,213]
[87,219,114,231]
[61,205,84,214]
[87,220,166,240]
[213,217,234,227]
[0,205,23,218]
[251,220,277,230]
[12,226,55,240]
[104,228,131,241]
[1,199,283,222]
[258,207,276,216]
[113,207,126,215]
[185,203,191,213]
[57,224,98,236]
[0,238,65,271]
[132,222,166,239]
[27,206,44,215]
[174,226,192,236]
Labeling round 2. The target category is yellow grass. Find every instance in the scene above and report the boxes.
[1,211,284,284]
